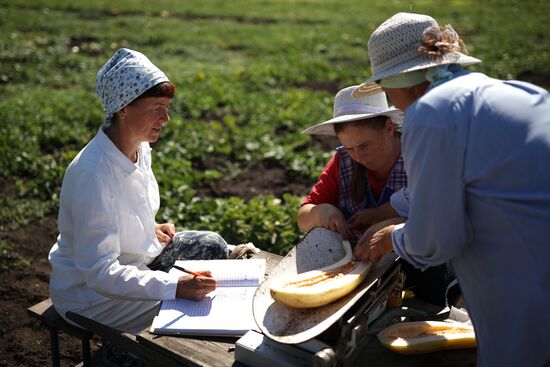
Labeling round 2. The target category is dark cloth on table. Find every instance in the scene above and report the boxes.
[147,231,228,273]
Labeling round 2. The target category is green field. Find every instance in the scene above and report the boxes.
[1,0,549,255]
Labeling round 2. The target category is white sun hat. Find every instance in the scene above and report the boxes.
[303,85,403,136]
[355,12,481,96]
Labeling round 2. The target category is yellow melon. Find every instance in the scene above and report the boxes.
[377,321,476,354]
[269,240,371,308]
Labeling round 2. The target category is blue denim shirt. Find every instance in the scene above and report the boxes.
[392,70,550,366]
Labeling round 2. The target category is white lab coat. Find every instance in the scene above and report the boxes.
[49,128,178,333]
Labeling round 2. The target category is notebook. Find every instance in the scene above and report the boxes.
[150,258,266,336]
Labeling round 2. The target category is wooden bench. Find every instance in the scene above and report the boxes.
[27,298,92,367]
[65,311,182,367]
[27,298,179,367]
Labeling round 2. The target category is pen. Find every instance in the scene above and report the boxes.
[172,264,204,277]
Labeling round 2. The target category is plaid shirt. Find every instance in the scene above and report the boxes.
[336,146,407,218]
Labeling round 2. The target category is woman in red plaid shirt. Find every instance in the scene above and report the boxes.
[298,85,405,239]
[298,85,450,307]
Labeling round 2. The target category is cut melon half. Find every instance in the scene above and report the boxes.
[269,240,371,308]
[377,321,476,354]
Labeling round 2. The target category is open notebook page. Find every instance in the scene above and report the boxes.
[150,259,265,336]
[151,288,257,335]
[170,258,265,287]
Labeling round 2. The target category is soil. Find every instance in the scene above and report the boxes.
[0,215,86,367]
[194,135,339,200]
[0,156,322,366]
[194,158,313,200]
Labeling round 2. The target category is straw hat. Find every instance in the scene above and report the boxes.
[356,12,481,94]
[303,85,402,136]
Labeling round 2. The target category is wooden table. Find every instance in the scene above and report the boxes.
[136,250,477,367]
[136,250,282,367]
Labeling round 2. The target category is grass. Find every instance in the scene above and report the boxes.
[0,241,31,271]
[1,0,549,254]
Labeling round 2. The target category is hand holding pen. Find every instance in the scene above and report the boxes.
[172,264,209,278]
[174,265,217,300]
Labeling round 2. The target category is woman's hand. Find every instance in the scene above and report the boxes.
[347,202,399,235]
[314,204,353,239]
[175,272,217,300]
[354,217,405,262]
[347,208,381,234]
[298,203,353,239]
[155,222,176,245]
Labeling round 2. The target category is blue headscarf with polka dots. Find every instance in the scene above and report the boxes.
[96,48,169,128]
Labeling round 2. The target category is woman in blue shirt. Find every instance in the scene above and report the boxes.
[353,12,550,367]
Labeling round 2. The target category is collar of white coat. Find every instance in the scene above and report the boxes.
[95,127,142,178]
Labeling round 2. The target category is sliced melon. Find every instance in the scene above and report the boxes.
[269,240,371,308]
[377,321,476,354]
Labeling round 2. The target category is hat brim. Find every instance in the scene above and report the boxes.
[303,108,402,136]
[361,52,481,87]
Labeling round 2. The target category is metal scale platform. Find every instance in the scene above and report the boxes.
[235,228,439,367]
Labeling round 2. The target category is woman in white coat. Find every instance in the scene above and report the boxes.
[49,48,228,336]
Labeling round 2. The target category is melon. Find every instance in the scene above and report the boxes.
[269,240,371,308]
[377,321,476,354]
